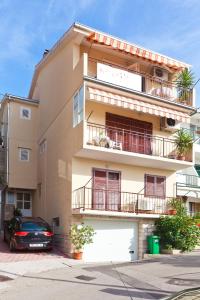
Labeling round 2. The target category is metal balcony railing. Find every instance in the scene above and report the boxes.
[86,123,192,162]
[176,173,200,187]
[73,187,173,215]
[88,57,194,106]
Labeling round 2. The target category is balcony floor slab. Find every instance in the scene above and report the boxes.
[72,208,164,219]
[76,145,193,171]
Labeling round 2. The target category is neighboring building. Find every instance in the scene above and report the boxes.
[0,95,39,222]
[0,23,196,261]
[176,112,200,216]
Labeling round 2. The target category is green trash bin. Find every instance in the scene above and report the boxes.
[147,235,160,254]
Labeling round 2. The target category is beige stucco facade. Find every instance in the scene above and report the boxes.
[1,23,196,260]
[8,100,38,189]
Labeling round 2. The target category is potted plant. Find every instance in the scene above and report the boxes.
[69,223,95,260]
[175,69,195,104]
[174,129,193,160]
[167,198,178,215]
[167,198,187,216]
[99,131,110,148]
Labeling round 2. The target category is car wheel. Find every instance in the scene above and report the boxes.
[9,240,15,252]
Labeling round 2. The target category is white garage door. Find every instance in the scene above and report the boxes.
[83,219,138,262]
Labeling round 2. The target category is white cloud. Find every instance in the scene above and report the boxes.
[0,0,96,66]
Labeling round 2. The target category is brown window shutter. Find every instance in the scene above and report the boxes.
[145,175,155,196]
[156,176,166,197]
[145,174,166,197]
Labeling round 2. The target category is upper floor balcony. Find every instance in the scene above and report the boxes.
[74,120,193,171]
[72,55,194,170]
[85,56,195,107]
[87,122,193,161]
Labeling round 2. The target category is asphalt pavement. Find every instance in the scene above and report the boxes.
[0,250,199,300]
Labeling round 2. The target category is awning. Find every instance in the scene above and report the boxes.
[87,87,190,123]
[87,32,188,71]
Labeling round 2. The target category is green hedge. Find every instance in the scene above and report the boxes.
[154,215,200,252]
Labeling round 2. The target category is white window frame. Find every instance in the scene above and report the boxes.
[73,86,83,127]
[6,192,15,204]
[16,192,32,210]
[19,148,30,162]
[20,107,31,120]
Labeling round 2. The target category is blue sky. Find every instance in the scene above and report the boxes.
[0,0,200,105]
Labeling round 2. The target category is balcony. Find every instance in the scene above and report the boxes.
[87,57,194,107]
[72,187,172,217]
[176,173,200,188]
[176,173,200,201]
[74,122,193,170]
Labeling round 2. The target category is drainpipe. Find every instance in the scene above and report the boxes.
[6,97,10,186]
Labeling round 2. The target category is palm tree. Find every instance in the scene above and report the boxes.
[175,129,193,160]
[175,69,195,103]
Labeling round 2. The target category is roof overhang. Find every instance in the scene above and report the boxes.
[1,94,39,106]
[28,22,191,98]
[87,31,190,71]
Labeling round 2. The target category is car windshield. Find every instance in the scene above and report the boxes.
[21,222,50,231]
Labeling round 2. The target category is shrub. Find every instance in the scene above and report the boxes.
[154,215,200,252]
[69,223,95,252]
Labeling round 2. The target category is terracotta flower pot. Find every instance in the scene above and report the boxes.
[73,252,83,260]
[178,155,185,161]
[168,209,177,215]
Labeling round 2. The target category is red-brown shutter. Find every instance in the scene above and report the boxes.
[93,170,106,209]
[106,113,152,154]
[145,175,155,196]
[156,177,166,197]
[107,172,120,211]
[145,174,166,197]
[93,169,121,211]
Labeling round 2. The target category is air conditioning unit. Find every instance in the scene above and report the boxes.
[160,117,180,132]
[153,67,169,81]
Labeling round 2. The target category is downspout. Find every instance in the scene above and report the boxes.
[6,97,10,186]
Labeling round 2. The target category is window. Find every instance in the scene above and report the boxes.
[21,222,50,231]
[73,86,83,127]
[145,174,166,197]
[39,140,47,154]
[7,192,15,204]
[16,192,31,210]
[20,107,31,120]
[19,148,30,161]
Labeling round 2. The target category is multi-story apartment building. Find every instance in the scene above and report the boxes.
[0,23,196,261]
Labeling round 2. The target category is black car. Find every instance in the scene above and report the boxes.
[4,217,53,251]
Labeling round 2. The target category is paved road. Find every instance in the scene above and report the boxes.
[0,251,200,300]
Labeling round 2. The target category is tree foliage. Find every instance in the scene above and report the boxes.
[69,223,95,252]
[154,215,200,252]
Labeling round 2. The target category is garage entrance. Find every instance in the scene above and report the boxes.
[83,219,138,262]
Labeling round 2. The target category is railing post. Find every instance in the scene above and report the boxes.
[163,137,165,157]
[136,194,139,214]
[83,186,85,210]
